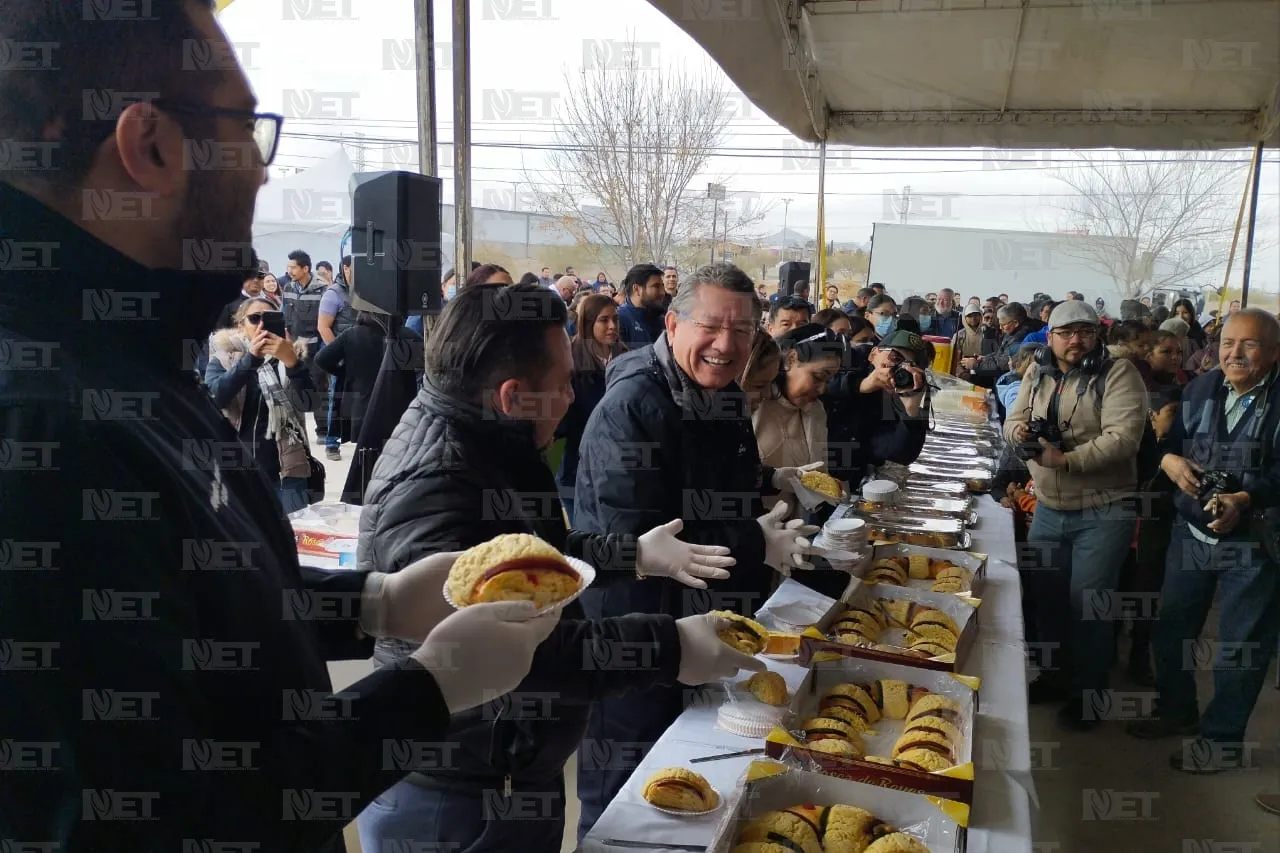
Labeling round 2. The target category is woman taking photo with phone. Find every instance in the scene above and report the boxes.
[205,298,316,513]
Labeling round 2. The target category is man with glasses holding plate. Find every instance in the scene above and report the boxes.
[1004,301,1148,730]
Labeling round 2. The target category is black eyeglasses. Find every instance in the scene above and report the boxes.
[152,99,284,166]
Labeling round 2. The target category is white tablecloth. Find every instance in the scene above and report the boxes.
[582,495,1034,853]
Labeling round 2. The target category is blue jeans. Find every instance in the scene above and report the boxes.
[357,777,566,853]
[279,476,309,515]
[324,375,340,450]
[1023,503,1134,694]
[1151,521,1280,741]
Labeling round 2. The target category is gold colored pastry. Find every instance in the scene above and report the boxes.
[800,469,845,499]
[913,624,958,650]
[714,611,768,655]
[764,633,802,656]
[935,565,967,582]
[907,554,931,580]
[895,747,955,773]
[928,559,953,578]
[910,609,959,636]
[819,704,875,733]
[864,832,933,853]
[823,805,897,853]
[806,737,866,758]
[892,729,954,760]
[802,716,860,743]
[869,679,911,720]
[780,804,826,838]
[446,533,581,608]
[931,577,966,594]
[909,639,954,658]
[641,767,718,812]
[906,694,964,725]
[822,683,882,724]
[836,631,875,647]
[879,599,913,627]
[833,609,884,637]
[866,560,907,585]
[738,811,824,853]
[741,671,789,706]
[904,715,963,746]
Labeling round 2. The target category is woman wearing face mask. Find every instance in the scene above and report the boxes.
[554,295,627,525]
[753,325,846,508]
[738,328,782,415]
[866,294,899,341]
[205,299,315,513]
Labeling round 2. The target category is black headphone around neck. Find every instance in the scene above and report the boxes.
[1034,340,1107,376]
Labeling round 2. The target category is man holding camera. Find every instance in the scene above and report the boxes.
[1127,308,1280,773]
[1005,301,1148,729]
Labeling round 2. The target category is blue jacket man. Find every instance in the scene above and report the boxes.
[615,262,666,346]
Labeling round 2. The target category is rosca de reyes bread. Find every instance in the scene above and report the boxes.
[865,832,932,853]
[445,533,581,608]
[734,805,899,853]
[800,469,845,499]
[715,611,768,655]
[742,671,789,706]
[641,767,718,812]
[906,694,963,725]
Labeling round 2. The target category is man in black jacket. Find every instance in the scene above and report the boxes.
[966,302,1036,389]
[212,253,264,330]
[356,283,762,853]
[0,3,559,850]
[572,263,819,838]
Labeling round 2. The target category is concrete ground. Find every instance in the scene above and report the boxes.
[316,428,1280,853]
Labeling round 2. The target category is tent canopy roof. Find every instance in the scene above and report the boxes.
[650,0,1280,149]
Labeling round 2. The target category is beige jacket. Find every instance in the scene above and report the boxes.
[753,394,828,470]
[1003,356,1147,510]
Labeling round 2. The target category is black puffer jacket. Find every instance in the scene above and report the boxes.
[822,345,928,487]
[357,382,682,791]
[573,334,775,620]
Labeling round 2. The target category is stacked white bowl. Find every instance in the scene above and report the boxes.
[861,479,899,506]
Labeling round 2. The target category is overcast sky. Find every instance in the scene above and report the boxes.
[219,0,1279,292]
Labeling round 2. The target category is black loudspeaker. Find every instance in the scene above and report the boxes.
[778,261,811,298]
[349,171,443,316]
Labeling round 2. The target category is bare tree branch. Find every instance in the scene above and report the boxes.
[528,40,730,267]
[1052,151,1255,299]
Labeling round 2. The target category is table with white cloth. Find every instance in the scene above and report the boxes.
[580,495,1035,853]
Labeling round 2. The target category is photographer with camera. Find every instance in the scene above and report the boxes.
[1126,309,1280,774]
[1004,301,1148,730]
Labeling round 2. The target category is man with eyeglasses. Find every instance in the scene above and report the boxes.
[573,263,819,839]
[1004,301,1148,730]
[965,302,1036,390]
[0,3,561,849]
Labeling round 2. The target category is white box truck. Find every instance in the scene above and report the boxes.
[867,222,1131,310]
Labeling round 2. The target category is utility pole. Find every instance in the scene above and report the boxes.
[781,197,793,262]
[721,209,729,262]
[413,0,437,177]
[451,0,472,278]
[707,183,725,265]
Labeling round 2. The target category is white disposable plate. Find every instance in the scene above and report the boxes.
[442,555,595,617]
[764,602,829,633]
[639,781,724,817]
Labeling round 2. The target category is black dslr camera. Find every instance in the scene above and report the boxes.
[892,365,916,391]
[1016,417,1063,460]
[1197,470,1242,505]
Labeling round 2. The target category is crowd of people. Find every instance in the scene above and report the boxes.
[2,5,1278,852]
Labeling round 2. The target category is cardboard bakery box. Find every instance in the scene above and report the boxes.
[762,657,979,806]
[708,762,966,852]
[867,544,988,598]
[799,577,980,673]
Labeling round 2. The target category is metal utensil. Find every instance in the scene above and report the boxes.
[600,840,708,851]
[690,747,766,764]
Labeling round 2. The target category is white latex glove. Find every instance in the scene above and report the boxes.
[359,551,462,642]
[410,602,561,714]
[771,461,825,493]
[756,502,818,576]
[675,612,768,685]
[636,519,735,589]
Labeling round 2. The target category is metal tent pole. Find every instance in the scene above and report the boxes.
[816,140,827,288]
[1239,141,1265,308]
[452,0,472,277]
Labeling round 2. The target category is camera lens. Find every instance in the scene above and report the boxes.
[892,366,915,390]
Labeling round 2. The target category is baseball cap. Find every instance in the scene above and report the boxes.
[877,329,924,352]
[1048,301,1100,330]
[963,303,982,317]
